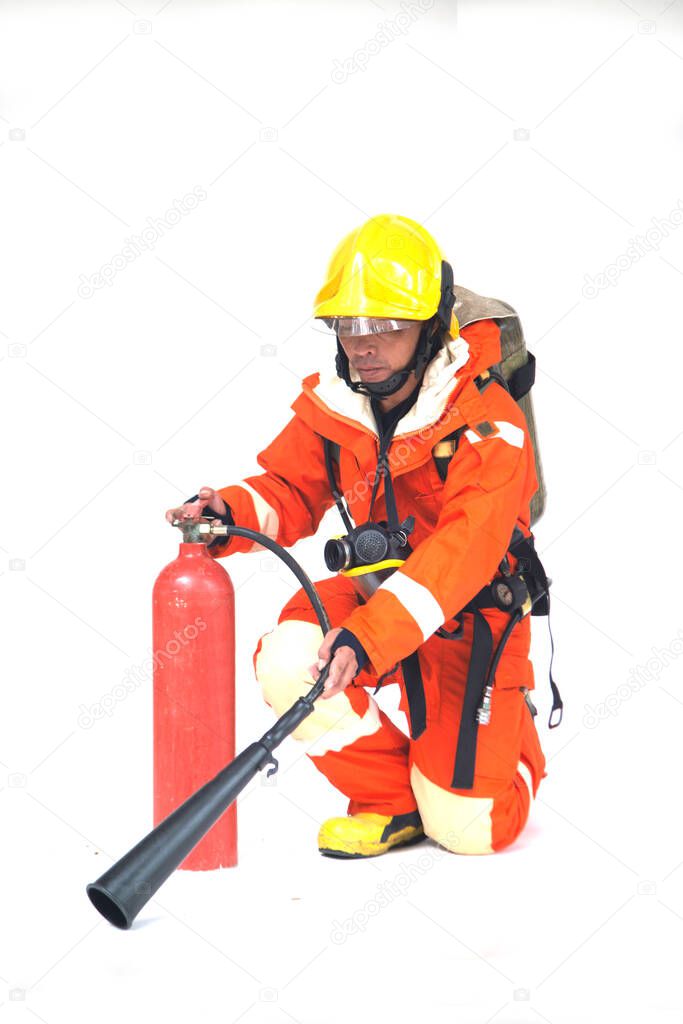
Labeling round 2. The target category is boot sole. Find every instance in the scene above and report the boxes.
[318,830,427,859]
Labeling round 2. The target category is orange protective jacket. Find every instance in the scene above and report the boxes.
[209,319,538,690]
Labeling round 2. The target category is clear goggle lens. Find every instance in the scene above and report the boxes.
[318,317,418,338]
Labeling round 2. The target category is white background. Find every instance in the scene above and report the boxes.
[2,0,683,1021]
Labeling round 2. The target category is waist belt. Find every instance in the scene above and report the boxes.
[377,527,563,791]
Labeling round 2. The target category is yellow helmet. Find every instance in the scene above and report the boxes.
[313,213,458,338]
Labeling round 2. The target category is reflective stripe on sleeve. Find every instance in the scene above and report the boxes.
[380,572,445,642]
[465,420,524,449]
[239,481,280,540]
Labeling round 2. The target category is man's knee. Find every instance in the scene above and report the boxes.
[410,763,496,855]
[254,618,323,716]
[253,618,380,752]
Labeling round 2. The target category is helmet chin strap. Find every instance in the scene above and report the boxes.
[336,319,441,398]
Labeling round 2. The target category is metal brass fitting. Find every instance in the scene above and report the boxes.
[171,517,229,545]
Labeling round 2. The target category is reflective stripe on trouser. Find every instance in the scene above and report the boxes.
[252,575,548,854]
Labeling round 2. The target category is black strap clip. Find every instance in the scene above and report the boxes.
[435,616,465,641]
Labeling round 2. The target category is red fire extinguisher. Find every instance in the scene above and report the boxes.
[152,522,236,869]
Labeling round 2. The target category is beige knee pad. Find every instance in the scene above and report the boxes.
[254,619,381,756]
[410,764,494,855]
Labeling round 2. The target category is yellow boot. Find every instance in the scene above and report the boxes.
[318,809,426,858]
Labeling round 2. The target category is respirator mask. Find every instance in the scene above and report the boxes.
[324,516,415,601]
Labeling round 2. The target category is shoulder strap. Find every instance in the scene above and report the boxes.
[431,350,538,482]
[432,371,506,482]
[322,436,354,532]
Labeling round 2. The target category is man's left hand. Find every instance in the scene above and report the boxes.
[308,627,358,700]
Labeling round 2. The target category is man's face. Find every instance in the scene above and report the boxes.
[338,322,422,385]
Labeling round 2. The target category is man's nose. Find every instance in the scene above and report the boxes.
[348,336,376,354]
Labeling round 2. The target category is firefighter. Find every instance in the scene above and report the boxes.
[166,213,548,858]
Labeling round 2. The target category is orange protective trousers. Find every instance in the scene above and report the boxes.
[254,575,548,856]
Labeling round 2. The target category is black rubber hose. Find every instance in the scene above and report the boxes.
[208,523,331,635]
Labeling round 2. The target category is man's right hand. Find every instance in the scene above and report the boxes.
[165,486,228,526]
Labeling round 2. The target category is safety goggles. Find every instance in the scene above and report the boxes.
[319,317,417,339]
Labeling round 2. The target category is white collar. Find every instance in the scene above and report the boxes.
[311,334,471,437]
